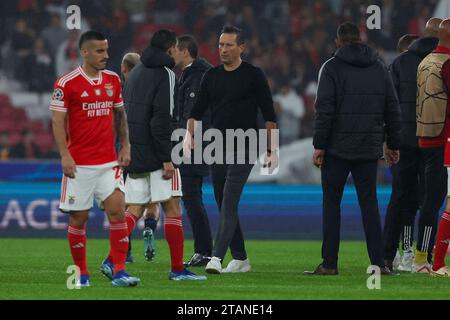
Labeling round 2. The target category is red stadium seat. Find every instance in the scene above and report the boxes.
[12,108,27,121]
[35,132,54,154]
[8,132,22,145]
[28,120,45,133]
[0,94,11,106]
[0,119,19,131]
[134,23,186,52]
[0,105,14,120]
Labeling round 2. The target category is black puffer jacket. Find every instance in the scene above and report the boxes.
[175,58,212,176]
[389,37,438,148]
[313,43,401,161]
[123,47,176,173]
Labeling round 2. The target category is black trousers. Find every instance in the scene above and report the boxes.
[321,154,384,269]
[383,147,422,261]
[416,146,447,260]
[181,174,213,256]
[210,162,254,260]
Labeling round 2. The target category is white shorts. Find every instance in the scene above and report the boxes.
[59,161,125,212]
[125,168,182,205]
[448,168,450,197]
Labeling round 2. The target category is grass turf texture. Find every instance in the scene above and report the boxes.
[1,238,449,300]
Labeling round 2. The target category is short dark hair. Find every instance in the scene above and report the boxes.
[151,29,177,52]
[337,22,361,45]
[397,34,419,53]
[78,30,107,49]
[221,25,245,45]
[177,35,198,58]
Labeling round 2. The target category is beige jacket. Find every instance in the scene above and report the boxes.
[416,52,450,138]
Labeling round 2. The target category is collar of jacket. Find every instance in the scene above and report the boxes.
[140,46,175,68]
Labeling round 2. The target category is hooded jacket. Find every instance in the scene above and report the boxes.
[313,43,401,161]
[389,37,438,148]
[123,46,176,173]
[175,58,212,176]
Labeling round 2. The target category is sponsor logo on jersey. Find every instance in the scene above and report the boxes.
[95,89,101,96]
[82,101,113,110]
[52,88,64,100]
[69,196,75,204]
[189,92,195,98]
[81,91,89,97]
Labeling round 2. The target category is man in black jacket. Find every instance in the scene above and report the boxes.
[383,18,441,272]
[305,22,401,276]
[184,25,277,274]
[120,52,161,263]
[173,35,214,267]
[122,30,206,281]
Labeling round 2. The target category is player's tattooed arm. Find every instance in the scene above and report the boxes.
[113,107,130,147]
[113,107,131,167]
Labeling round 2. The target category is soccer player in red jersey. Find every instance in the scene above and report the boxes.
[431,20,450,277]
[50,31,140,287]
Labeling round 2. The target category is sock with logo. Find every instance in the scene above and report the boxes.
[68,225,88,275]
[109,219,129,274]
[433,212,450,271]
[165,216,184,273]
[125,211,138,234]
[105,211,137,263]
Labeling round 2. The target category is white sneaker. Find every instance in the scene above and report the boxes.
[222,258,251,273]
[393,250,401,270]
[431,266,450,277]
[205,257,222,274]
[397,249,414,272]
[411,261,432,274]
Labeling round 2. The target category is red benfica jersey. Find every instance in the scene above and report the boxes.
[50,66,123,165]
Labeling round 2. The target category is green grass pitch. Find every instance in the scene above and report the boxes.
[1,238,449,300]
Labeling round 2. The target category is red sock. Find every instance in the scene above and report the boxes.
[433,212,450,271]
[109,219,129,274]
[125,211,138,234]
[68,225,88,275]
[165,216,184,272]
[106,212,137,263]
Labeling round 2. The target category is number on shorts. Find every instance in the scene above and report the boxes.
[113,166,122,180]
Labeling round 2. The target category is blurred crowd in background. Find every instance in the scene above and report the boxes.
[0,0,439,159]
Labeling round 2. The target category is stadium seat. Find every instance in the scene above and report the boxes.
[8,132,22,145]
[0,94,11,106]
[35,133,54,154]
[134,23,186,52]
[28,120,45,133]
[0,120,16,132]
[11,107,27,122]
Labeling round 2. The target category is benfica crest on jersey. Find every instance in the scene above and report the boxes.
[104,84,114,97]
